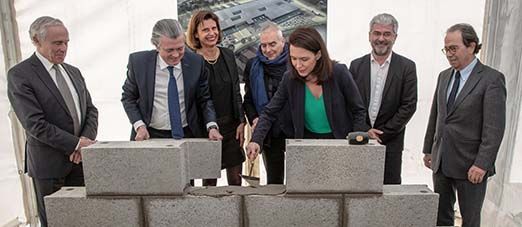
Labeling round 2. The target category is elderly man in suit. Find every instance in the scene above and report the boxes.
[121,19,222,141]
[7,16,98,227]
[349,13,417,184]
[423,23,506,227]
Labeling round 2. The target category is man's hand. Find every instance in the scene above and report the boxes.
[423,154,432,169]
[236,123,245,147]
[251,117,259,132]
[135,126,150,141]
[69,150,82,164]
[78,136,96,149]
[208,128,223,141]
[367,128,383,143]
[246,142,260,161]
[468,165,486,184]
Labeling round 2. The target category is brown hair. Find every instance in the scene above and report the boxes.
[447,23,482,54]
[288,27,332,84]
[186,10,223,50]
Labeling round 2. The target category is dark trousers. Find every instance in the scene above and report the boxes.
[33,164,84,227]
[383,151,402,184]
[433,171,488,227]
[262,136,286,184]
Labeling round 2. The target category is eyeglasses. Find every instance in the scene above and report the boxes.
[370,31,394,39]
[441,45,459,55]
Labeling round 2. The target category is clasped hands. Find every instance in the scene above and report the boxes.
[69,136,96,164]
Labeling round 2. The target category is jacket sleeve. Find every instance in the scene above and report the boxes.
[196,57,217,125]
[422,74,441,154]
[121,54,144,125]
[242,60,259,124]
[338,64,369,132]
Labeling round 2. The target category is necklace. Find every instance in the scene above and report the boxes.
[198,48,220,65]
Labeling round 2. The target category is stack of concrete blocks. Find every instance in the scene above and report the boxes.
[45,139,440,227]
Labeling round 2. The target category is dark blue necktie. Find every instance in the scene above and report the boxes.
[167,66,184,139]
[447,70,461,113]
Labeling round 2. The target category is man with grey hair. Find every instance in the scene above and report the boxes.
[349,13,417,184]
[122,18,222,141]
[423,23,506,227]
[7,16,98,227]
[243,22,289,184]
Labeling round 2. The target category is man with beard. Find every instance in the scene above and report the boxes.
[423,23,506,227]
[349,13,417,184]
[243,23,289,184]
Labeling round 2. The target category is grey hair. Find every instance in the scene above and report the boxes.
[369,13,398,34]
[29,16,64,43]
[151,19,184,47]
[260,22,283,40]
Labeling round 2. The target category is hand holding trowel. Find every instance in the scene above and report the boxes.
[239,141,262,187]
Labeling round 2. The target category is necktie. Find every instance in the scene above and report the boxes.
[53,64,80,135]
[167,66,184,139]
[447,70,461,113]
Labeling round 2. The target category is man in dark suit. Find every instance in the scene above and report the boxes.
[7,16,98,227]
[349,13,417,184]
[423,23,506,227]
[121,19,222,141]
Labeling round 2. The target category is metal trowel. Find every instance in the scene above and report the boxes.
[239,160,260,187]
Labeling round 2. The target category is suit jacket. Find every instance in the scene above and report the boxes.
[423,60,506,179]
[216,47,245,124]
[7,53,98,179]
[121,49,216,138]
[349,52,417,153]
[252,62,368,145]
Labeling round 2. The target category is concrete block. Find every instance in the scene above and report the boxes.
[344,185,439,227]
[82,139,187,195]
[183,139,222,180]
[185,185,286,196]
[144,195,242,227]
[45,187,141,227]
[245,194,342,227]
[285,139,385,193]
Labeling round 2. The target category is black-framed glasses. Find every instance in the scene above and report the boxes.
[441,45,459,55]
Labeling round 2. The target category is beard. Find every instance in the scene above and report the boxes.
[371,40,393,56]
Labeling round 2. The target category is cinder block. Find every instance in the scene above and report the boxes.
[82,139,187,195]
[344,185,439,227]
[183,139,222,180]
[45,187,141,227]
[286,139,385,193]
[144,195,242,227]
[245,194,342,227]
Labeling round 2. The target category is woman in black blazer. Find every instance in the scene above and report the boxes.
[187,10,246,185]
[246,27,368,160]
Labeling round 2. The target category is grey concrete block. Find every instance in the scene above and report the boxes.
[286,139,385,193]
[83,139,187,195]
[185,185,286,196]
[344,185,439,227]
[245,194,342,227]
[183,139,222,180]
[45,187,141,227]
[144,195,242,227]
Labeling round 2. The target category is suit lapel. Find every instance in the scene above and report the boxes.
[322,79,334,130]
[448,61,484,115]
[146,51,157,120]
[381,53,396,100]
[181,56,193,111]
[29,54,71,116]
[360,56,371,107]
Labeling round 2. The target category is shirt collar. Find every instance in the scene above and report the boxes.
[35,51,55,72]
[157,54,182,71]
[455,57,478,81]
[370,52,392,65]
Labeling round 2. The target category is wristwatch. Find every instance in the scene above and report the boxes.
[207,125,218,132]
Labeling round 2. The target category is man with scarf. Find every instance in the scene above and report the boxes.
[243,23,289,184]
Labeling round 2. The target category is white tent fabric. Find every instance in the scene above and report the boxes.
[5,0,515,226]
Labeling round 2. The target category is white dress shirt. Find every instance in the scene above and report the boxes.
[369,52,392,126]
[134,55,187,130]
